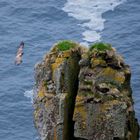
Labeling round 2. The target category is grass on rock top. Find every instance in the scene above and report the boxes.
[57,41,76,51]
[90,43,112,51]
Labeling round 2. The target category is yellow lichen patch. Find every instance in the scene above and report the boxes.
[38,90,45,100]
[115,72,125,83]
[51,63,59,72]
[55,57,65,63]
[74,102,87,121]
[76,95,85,103]
[34,108,40,121]
[82,121,86,129]
[37,84,46,100]
[51,59,64,70]
[100,100,120,112]
[81,53,88,59]
[51,57,65,80]
[91,58,106,67]
[73,104,87,129]
[61,51,71,58]
[101,67,125,84]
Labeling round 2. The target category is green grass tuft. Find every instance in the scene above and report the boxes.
[57,40,76,51]
[90,42,112,51]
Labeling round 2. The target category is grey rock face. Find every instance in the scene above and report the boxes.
[34,42,139,140]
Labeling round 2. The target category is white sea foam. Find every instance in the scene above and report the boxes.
[24,89,34,103]
[63,0,126,44]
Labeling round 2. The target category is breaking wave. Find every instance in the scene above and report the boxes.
[24,89,34,103]
[63,0,126,44]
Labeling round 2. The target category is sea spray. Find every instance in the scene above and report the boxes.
[24,89,34,103]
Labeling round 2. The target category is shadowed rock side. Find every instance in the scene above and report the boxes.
[34,41,139,140]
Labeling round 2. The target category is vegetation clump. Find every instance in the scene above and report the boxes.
[90,42,112,51]
[57,40,76,51]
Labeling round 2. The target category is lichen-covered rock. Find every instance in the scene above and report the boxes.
[34,41,84,140]
[34,41,139,140]
[74,43,139,140]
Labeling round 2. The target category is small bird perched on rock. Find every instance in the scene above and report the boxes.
[15,41,24,65]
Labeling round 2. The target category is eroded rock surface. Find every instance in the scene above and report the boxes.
[34,41,139,140]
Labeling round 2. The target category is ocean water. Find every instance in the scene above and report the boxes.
[0,0,139,139]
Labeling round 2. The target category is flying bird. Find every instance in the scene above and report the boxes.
[15,41,24,65]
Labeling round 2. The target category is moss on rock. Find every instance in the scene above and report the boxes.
[56,40,77,51]
[90,42,112,52]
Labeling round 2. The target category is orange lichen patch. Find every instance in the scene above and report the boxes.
[53,126,57,140]
[101,67,125,84]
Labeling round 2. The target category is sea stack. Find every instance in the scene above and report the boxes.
[33,41,139,140]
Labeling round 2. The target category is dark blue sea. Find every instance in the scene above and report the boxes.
[0,0,139,139]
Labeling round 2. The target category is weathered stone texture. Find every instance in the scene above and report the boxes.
[34,41,139,140]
